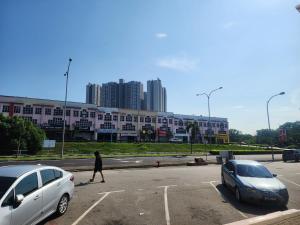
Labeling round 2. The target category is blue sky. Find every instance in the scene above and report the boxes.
[1,0,299,134]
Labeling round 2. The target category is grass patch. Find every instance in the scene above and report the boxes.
[48,142,263,155]
[0,142,269,161]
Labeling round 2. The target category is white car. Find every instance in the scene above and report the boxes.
[0,165,74,225]
[169,138,183,143]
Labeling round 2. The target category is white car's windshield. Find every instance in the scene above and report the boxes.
[0,176,16,200]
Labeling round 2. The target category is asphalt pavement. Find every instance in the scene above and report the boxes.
[0,154,283,171]
[38,161,300,225]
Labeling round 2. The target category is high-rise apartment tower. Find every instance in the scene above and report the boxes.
[86,83,101,106]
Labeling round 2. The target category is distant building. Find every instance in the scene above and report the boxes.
[0,95,229,143]
[147,78,167,112]
[162,87,167,112]
[141,92,147,111]
[101,82,119,108]
[86,83,101,106]
[124,81,144,110]
[100,79,144,110]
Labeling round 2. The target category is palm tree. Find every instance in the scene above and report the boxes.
[185,121,199,154]
[185,121,199,143]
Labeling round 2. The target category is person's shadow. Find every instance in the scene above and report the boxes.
[75,181,101,187]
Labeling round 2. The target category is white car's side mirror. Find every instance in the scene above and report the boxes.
[15,194,24,206]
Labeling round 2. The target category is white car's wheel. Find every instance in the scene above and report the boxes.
[57,194,69,216]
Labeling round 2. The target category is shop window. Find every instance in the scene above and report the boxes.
[104,113,112,121]
[23,105,33,114]
[45,108,52,115]
[66,110,70,116]
[73,110,79,117]
[53,107,63,116]
[14,106,21,113]
[126,114,132,122]
[2,105,9,113]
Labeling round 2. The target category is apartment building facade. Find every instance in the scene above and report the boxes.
[0,95,229,143]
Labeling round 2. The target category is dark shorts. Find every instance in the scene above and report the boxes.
[94,165,102,172]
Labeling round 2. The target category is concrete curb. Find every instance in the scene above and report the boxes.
[65,162,190,172]
[58,158,281,172]
[64,160,220,172]
[224,209,300,225]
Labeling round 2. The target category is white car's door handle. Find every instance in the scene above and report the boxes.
[57,182,61,186]
[34,195,40,200]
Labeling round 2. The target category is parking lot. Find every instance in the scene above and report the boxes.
[41,161,300,225]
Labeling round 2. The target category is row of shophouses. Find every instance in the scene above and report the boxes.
[0,95,229,143]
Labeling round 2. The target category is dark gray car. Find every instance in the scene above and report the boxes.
[282,149,300,162]
[221,160,288,206]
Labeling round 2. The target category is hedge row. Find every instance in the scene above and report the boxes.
[209,150,283,155]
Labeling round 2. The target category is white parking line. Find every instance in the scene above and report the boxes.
[278,176,300,188]
[71,190,124,225]
[98,190,125,195]
[158,185,177,225]
[209,181,221,195]
[208,181,248,219]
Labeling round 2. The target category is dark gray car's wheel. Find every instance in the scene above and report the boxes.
[56,194,69,216]
[235,187,242,202]
[221,175,226,187]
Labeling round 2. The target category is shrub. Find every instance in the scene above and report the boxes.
[209,150,283,155]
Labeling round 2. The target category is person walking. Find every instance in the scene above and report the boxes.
[90,151,105,183]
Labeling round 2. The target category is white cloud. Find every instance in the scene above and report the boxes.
[222,21,236,30]
[155,33,168,39]
[232,105,245,109]
[156,56,199,72]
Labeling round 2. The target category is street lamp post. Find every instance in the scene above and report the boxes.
[61,58,72,159]
[266,92,285,161]
[196,87,223,153]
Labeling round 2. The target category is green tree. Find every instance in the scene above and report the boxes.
[256,129,278,146]
[229,129,256,144]
[25,120,46,154]
[229,129,242,143]
[0,114,46,155]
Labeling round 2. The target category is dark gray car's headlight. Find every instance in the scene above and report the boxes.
[279,189,288,196]
[245,187,258,194]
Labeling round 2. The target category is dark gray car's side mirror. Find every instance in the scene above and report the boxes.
[229,171,235,176]
[273,174,277,177]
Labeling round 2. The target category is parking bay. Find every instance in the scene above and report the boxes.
[41,162,300,225]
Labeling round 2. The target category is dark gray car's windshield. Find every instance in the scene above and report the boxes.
[0,176,16,199]
[237,165,273,178]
